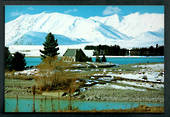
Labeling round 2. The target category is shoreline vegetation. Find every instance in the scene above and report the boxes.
[5,60,164,112]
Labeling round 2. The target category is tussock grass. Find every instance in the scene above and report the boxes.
[34,56,82,92]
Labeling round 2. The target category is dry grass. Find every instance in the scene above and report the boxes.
[34,56,81,92]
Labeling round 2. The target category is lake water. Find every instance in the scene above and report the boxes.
[5,98,163,112]
[25,57,42,66]
[25,56,164,66]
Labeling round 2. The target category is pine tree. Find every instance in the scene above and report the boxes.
[40,32,59,59]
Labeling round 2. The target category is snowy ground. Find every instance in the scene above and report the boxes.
[8,62,164,92]
[14,68,39,76]
[85,63,164,91]
[94,83,146,91]
[105,64,164,83]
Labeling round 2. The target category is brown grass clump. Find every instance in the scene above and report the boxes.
[34,56,81,92]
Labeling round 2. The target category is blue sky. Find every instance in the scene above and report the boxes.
[5,5,164,23]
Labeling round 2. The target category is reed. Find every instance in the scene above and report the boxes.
[15,94,19,112]
[32,85,36,112]
[51,97,55,112]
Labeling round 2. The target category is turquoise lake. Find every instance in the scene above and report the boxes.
[25,56,164,66]
[5,98,163,112]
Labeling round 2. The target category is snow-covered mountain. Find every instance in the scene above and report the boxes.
[13,31,87,45]
[5,12,164,48]
[115,29,164,49]
[89,13,164,37]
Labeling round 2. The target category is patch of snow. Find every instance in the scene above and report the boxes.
[91,69,99,71]
[75,80,80,83]
[93,80,99,83]
[14,68,38,75]
[98,77,114,81]
[93,73,104,76]
[80,87,86,92]
[85,82,93,85]
[90,76,95,79]
[106,71,164,83]
[64,69,82,72]
[94,83,146,91]
[70,69,82,72]
[72,64,83,66]
[117,80,164,89]
[132,64,164,71]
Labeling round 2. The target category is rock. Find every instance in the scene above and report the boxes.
[156,79,161,82]
[73,91,79,96]
[95,96,101,100]
[62,92,67,97]
[86,96,93,101]
[150,84,154,87]
[79,95,85,99]
[142,75,147,80]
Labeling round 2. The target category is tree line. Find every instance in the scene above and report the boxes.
[85,45,129,56]
[130,44,164,56]
[85,44,164,56]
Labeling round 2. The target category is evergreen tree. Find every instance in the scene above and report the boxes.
[11,52,26,71]
[40,32,59,59]
[101,54,106,62]
[5,47,13,71]
[5,47,10,59]
[5,47,26,71]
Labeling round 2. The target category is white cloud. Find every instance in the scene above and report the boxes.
[103,6,121,15]
[64,9,78,14]
[10,11,23,17]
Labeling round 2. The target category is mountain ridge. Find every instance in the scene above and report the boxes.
[5,12,164,48]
